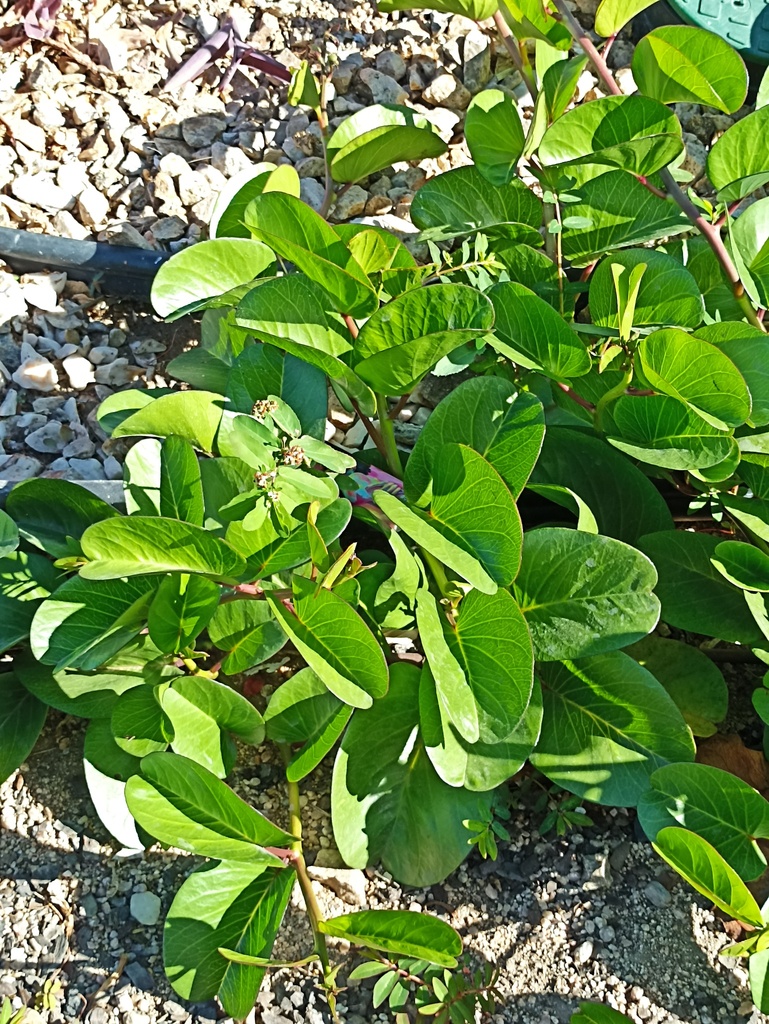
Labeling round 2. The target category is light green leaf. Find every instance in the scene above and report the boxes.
[712,540,769,592]
[608,395,735,470]
[210,163,300,240]
[539,96,683,185]
[80,518,246,582]
[532,653,695,805]
[729,197,769,308]
[632,26,747,113]
[542,53,588,124]
[151,239,275,319]
[327,104,446,184]
[159,436,205,525]
[515,527,660,661]
[501,0,571,47]
[207,599,287,675]
[0,672,47,784]
[376,0,496,18]
[111,391,225,453]
[6,477,121,558]
[244,192,378,317]
[720,494,769,547]
[595,0,657,36]
[638,530,764,645]
[148,574,221,654]
[0,510,19,559]
[464,89,524,186]
[663,236,744,322]
[638,762,769,881]
[653,827,764,928]
[353,283,494,395]
[266,576,388,710]
[695,322,769,428]
[590,249,703,329]
[319,910,462,968]
[707,106,769,201]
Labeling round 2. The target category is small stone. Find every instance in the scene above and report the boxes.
[180,114,228,148]
[682,131,707,182]
[11,173,74,213]
[5,115,46,152]
[300,178,326,213]
[20,274,61,312]
[210,141,252,177]
[576,940,594,964]
[359,68,408,105]
[53,210,91,240]
[312,847,345,869]
[77,185,110,228]
[88,346,119,366]
[463,30,491,93]
[295,156,327,179]
[151,216,187,242]
[158,152,192,177]
[615,66,637,95]
[333,185,368,220]
[103,223,154,250]
[94,359,143,386]
[423,72,471,110]
[26,421,72,454]
[178,170,212,207]
[0,391,18,416]
[12,355,58,392]
[129,891,161,926]
[308,866,367,907]
[644,880,672,908]
[124,961,154,992]
[0,455,41,481]
[599,925,615,942]
[375,50,406,81]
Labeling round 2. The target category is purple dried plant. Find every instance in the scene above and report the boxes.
[163,17,291,92]
[0,0,61,48]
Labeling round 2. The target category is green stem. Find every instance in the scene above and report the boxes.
[376,394,403,476]
[421,548,453,600]
[594,367,632,433]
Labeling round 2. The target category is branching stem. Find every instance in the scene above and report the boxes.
[493,7,538,99]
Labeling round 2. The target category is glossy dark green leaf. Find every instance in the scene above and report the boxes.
[751,949,769,1014]
[625,635,727,737]
[207,598,287,675]
[159,436,205,525]
[707,106,769,201]
[464,89,524,186]
[529,427,673,544]
[85,717,141,780]
[111,685,168,758]
[695,322,769,428]
[590,250,703,329]
[638,530,764,645]
[319,910,461,968]
[0,509,18,558]
[489,281,590,381]
[353,283,494,395]
[608,395,735,470]
[111,391,225,453]
[327,104,446,183]
[0,672,47,784]
[6,477,121,558]
[653,827,763,927]
[151,239,275,319]
[712,540,769,592]
[405,377,545,505]
[539,96,683,185]
[166,348,230,395]
[125,751,292,859]
[210,163,300,240]
[721,494,769,547]
[532,653,695,805]
[662,236,744,321]
[515,528,660,661]
[632,26,747,113]
[80,517,245,582]
[267,576,388,710]
[148,574,221,654]
[244,192,377,317]
[164,860,293,1016]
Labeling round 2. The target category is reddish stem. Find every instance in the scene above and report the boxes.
[557,382,595,412]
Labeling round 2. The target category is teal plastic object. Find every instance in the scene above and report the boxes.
[667,0,769,64]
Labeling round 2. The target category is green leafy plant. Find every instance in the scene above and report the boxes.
[3,0,769,1019]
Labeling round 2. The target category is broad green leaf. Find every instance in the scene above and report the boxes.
[210,163,301,240]
[663,236,744,322]
[0,672,47,784]
[637,328,750,429]
[164,860,293,1017]
[497,244,561,304]
[515,528,660,661]
[529,427,673,544]
[608,395,735,470]
[97,388,168,434]
[85,717,141,780]
[708,106,769,201]
[625,635,727,737]
[125,751,293,858]
[561,170,691,266]
[638,763,769,881]
[376,0,496,18]
[327,104,446,184]
[331,662,493,886]
[501,0,571,47]
[111,685,168,759]
[369,529,420,630]
[263,667,351,782]
[6,477,120,558]
[244,192,377,317]
[83,759,144,851]
[464,89,524,186]
[159,436,205,525]
[572,1003,634,1024]
[751,949,769,1015]
[590,250,703,329]
[80,517,245,582]
[405,377,545,505]
[713,540,769,592]
[527,483,599,533]
[353,283,494,395]
[151,239,275,319]
[319,910,461,968]
[729,197,769,308]
[632,26,747,113]
[207,598,287,676]
[0,510,18,558]
[122,438,162,517]
[737,454,769,498]
[532,653,695,805]
[489,281,590,380]
[638,530,764,645]
[653,827,764,928]
[595,0,657,36]
[539,96,683,185]
[234,276,374,415]
[542,53,589,125]
[30,574,158,669]
[410,166,542,244]
[166,348,230,395]
[720,494,769,546]
[226,344,327,439]
[111,391,225,453]
[266,576,388,709]
[148,574,221,654]
[379,444,523,588]
[695,322,769,428]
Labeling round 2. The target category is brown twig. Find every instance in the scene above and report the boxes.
[493,7,538,99]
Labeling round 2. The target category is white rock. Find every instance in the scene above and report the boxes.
[178,170,211,207]
[52,211,91,241]
[615,66,636,95]
[576,940,594,964]
[300,177,326,213]
[0,390,18,416]
[12,356,59,392]
[77,185,110,228]
[308,866,367,907]
[210,141,252,178]
[0,274,27,326]
[333,186,368,220]
[0,454,41,481]
[11,173,75,213]
[130,890,161,926]
[94,359,142,386]
[158,152,192,178]
[4,115,46,152]
[423,72,471,110]
[26,421,72,454]
[88,345,118,366]
[57,162,89,197]
[20,274,61,313]
[359,68,408,105]
[63,355,96,390]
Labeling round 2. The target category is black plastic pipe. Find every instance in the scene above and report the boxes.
[0,226,171,299]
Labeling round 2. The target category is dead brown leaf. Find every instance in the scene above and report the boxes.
[696,733,769,797]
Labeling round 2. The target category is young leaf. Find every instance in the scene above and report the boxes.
[532,653,695,806]
[125,751,293,859]
[210,163,300,240]
[589,249,703,329]
[632,26,748,113]
[159,436,205,525]
[151,238,275,319]
[464,89,525,186]
[653,827,764,928]
[6,477,121,558]
[0,672,47,784]
[515,527,660,661]
[319,910,462,968]
[707,106,769,201]
[327,104,446,183]
[207,599,287,675]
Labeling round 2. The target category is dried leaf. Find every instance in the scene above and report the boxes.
[697,734,769,797]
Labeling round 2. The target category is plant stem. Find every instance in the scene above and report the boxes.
[594,367,632,432]
[493,7,538,99]
[549,0,766,334]
[375,394,403,476]
[317,74,335,221]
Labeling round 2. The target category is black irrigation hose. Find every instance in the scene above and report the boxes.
[0,226,171,299]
